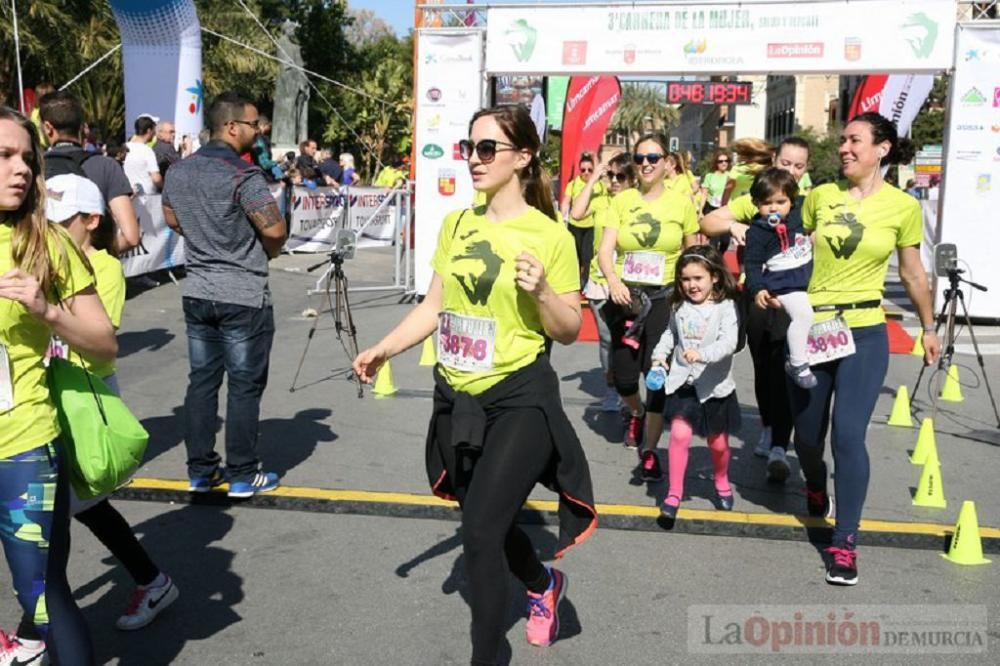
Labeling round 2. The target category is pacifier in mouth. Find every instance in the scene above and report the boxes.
[766,212,783,227]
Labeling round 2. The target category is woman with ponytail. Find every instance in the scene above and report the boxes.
[354,105,596,665]
[1,107,112,664]
[768,112,938,586]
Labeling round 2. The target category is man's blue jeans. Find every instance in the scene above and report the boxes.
[183,297,274,483]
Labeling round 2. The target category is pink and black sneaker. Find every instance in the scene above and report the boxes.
[525,568,567,647]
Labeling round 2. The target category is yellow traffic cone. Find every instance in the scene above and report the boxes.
[942,501,992,565]
[419,336,436,366]
[887,385,913,427]
[912,457,947,508]
[909,417,938,465]
[372,360,397,397]
[910,329,925,357]
[940,364,964,402]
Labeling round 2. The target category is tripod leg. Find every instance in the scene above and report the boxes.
[911,293,950,403]
[290,301,324,391]
[955,291,1000,428]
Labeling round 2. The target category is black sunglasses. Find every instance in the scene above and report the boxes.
[607,172,629,183]
[229,119,260,130]
[717,158,730,163]
[633,153,664,165]
[459,139,516,164]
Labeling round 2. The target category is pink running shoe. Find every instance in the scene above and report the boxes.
[525,568,567,647]
[0,629,46,665]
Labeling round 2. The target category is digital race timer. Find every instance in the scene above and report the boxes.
[666,81,753,105]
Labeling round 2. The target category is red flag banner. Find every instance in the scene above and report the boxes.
[848,74,889,119]
[559,76,621,196]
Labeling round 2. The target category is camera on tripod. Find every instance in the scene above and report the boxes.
[333,229,357,261]
[934,243,959,278]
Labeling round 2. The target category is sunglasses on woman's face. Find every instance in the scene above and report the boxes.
[717,159,730,165]
[579,166,594,174]
[458,139,516,164]
[607,171,629,183]
[633,153,664,165]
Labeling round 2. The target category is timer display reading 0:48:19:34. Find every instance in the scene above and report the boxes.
[666,81,753,105]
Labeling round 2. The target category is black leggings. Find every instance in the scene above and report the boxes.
[75,499,160,585]
[568,225,594,289]
[606,296,670,414]
[745,302,793,449]
[436,408,553,666]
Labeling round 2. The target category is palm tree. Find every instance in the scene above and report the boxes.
[608,82,680,151]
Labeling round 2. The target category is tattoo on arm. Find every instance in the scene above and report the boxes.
[247,204,285,232]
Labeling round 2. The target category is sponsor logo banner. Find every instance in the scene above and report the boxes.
[767,42,824,58]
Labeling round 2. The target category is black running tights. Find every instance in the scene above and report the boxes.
[436,408,553,666]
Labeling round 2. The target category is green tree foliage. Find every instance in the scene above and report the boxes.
[608,83,679,151]
[910,74,948,152]
[795,126,843,186]
[3,0,413,179]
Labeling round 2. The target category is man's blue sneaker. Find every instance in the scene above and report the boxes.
[227,472,280,499]
[188,468,225,493]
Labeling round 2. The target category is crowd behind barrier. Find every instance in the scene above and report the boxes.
[120,184,409,277]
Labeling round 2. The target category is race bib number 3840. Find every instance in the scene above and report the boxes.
[438,312,496,372]
[806,316,856,366]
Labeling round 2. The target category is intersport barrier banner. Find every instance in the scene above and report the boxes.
[286,186,397,253]
[119,185,398,277]
[559,76,621,195]
[110,0,203,142]
[486,1,954,75]
[119,195,184,278]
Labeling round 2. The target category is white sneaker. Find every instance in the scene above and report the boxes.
[0,630,46,665]
[753,427,772,457]
[116,576,180,631]
[767,446,791,483]
[600,387,620,412]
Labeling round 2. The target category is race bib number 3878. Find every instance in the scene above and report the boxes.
[438,312,497,372]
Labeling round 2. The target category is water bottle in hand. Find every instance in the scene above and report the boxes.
[646,366,667,391]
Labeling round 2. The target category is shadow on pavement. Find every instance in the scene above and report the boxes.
[561,368,606,399]
[394,525,582,665]
[76,504,241,666]
[117,328,176,359]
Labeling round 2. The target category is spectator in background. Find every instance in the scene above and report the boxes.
[296,139,319,180]
[318,148,343,188]
[106,141,129,166]
[153,120,181,177]
[339,152,360,186]
[30,82,56,147]
[39,90,140,250]
[124,115,162,193]
[373,158,406,189]
[251,115,279,178]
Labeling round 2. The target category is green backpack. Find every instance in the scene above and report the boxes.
[47,357,149,499]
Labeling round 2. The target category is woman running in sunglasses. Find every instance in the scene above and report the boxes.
[597,134,699,480]
[353,105,596,666]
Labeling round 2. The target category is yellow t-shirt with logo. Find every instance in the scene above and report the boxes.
[563,177,608,229]
[604,188,699,287]
[728,193,758,222]
[431,206,579,395]
[1,223,95,458]
[803,182,922,328]
[74,250,124,379]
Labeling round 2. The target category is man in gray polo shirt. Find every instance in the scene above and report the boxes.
[162,91,287,498]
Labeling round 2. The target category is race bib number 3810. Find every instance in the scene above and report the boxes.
[806,315,856,366]
[438,312,496,372]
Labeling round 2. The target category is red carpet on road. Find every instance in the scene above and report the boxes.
[887,319,914,354]
[578,303,600,342]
